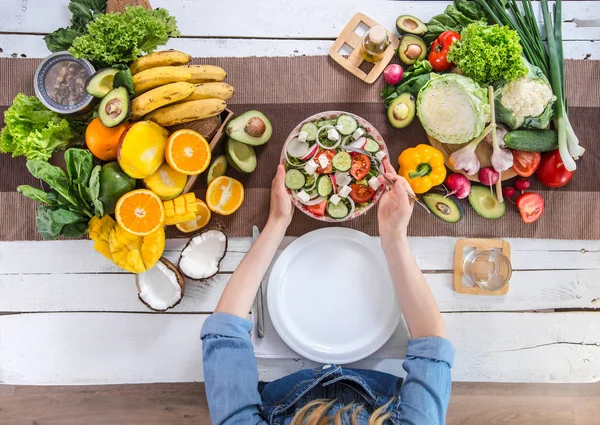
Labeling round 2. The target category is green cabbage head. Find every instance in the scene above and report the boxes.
[416,73,490,144]
[494,58,556,130]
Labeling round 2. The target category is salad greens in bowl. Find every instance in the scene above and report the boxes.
[281,111,389,222]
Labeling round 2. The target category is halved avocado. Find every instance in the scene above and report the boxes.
[226,138,257,173]
[86,68,120,98]
[207,155,228,185]
[423,191,463,223]
[226,110,272,146]
[398,35,427,65]
[98,86,130,128]
[387,93,415,129]
[396,15,427,36]
[468,186,506,220]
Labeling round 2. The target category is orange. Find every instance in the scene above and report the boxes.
[85,117,129,161]
[176,199,212,233]
[206,176,244,216]
[165,129,211,176]
[115,189,165,236]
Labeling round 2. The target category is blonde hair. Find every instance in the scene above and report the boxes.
[289,399,392,425]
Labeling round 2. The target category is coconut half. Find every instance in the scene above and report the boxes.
[136,258,185,312]
[178,229,228,280]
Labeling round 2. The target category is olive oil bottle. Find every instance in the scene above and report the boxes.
[360,26,390,63]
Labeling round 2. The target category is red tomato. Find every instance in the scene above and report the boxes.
[428,30,461,72]
[315,150,335,174]
[512,150,541,177]
[350,184,376,203]
[350,153,371,180]
[306,200,326,216]
[516,192,545,224]
[535,150,575,188]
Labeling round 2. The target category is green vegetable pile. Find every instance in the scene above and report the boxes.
[69,7,180,67]
[17,148,135,240]
[381,60,433,107]
[44,0,107,53]
[0,94,73,161]
[447,22,527,85]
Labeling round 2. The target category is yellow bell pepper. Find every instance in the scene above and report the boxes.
[398,144,447,194]
[163,193,198,225]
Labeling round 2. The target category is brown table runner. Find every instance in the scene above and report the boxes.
[1,57,599,241]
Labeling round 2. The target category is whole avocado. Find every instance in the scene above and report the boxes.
[98,162,136,214]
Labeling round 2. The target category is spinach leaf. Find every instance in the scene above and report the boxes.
[89,165,104,218]
[454,0,486,21]
[35,206,88,240]
[62,221,89,238]
[113,68,135,97]
[17,185,58,205]
[45,0,107,53]
[64,148,93,185]
[26,160,79,207]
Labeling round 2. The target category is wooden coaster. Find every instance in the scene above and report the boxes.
[183,109,235,193]
[428,135,517,183]
[453,238,511,296]
[329,13,399,84]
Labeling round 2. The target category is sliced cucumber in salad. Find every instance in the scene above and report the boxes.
[316,175,333,197]
[285,169,306,190]
[336,115,358,136]
[332,151,351,172]
[300,122,318,141]
[316,119,337,128]
[364,138,380,153]
[327,200,349,219]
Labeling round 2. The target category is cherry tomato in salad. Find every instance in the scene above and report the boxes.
[516,192,545,224]
[428,30,461,72]
[535,149,575,188]
[512,150,541,177]
[315,150,335,174]
[306,200,326,217]
[349,184,376,203]
[350,153,371,180]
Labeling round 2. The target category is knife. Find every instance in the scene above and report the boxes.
[252,225,265,338]
[344,146,431,214]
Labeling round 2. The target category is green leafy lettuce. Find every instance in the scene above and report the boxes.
[447,22,528,85]
[0,94,73,161]
[44,0,107,53]
[417,73,490,144]
[69,7,180,67]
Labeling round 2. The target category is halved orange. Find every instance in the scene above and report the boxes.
[165,129,211,176]
[115,189,165,236]
[176,199,212,233]
[206,176,244,216]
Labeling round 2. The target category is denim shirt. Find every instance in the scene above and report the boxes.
[201,313,455,425]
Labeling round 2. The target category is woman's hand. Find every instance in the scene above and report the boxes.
[377,159,415,247]
[268,164,294,229]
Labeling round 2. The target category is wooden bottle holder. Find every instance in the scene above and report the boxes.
[454,238,511,296]
[329,13,399,84]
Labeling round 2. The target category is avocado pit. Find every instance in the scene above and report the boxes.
[245,117,267,137]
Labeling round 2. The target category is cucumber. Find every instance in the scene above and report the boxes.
[300,122,318,141]
[336,115,358,135]
[285,169,306,190]
[327,200,349,219]
[316,119,337,128]
[504,129,558,152]
[316,175,333,197]
[332,151,352,172]
[364,138,380,153]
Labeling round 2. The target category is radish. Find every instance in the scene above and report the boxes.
[444,173,471,199]
[383,64,404,85]
[514,177,530,191]
[479,166,499,190]
[502,186,516,199]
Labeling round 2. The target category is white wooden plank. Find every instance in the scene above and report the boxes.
[2,34,599,60]
[2,237,599,275]
[2,269,599,313]
[0,312,598,384]
[1,1,598,40]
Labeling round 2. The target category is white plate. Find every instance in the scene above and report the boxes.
[268,228,401,364]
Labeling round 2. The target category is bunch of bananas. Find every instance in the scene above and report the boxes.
[129,50,234,126]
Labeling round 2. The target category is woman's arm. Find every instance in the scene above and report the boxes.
[201,165,293,425]
[377,159,446,338]
[214,164,293,317]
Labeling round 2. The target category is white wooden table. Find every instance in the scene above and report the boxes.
[1,0,599,386]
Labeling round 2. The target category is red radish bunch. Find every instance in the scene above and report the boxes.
[444,173,471,199]
[383,64,404,85]
[514,177,530,191]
